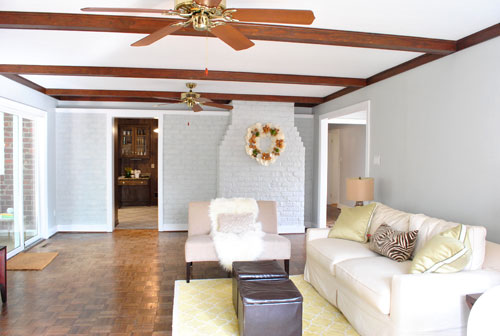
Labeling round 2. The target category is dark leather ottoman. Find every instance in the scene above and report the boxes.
[232,260,288,315]
[238,279,303,336]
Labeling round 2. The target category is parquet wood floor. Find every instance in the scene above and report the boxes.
[117,207,158,230]
[0,230,306,336]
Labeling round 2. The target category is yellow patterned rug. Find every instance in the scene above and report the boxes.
[173,275,359,336]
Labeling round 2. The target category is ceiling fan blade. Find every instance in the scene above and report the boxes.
[229,9,315,25]
[192,104,204,112]
[132,24,184,46]
[152,99,182,104]
[197,97,213,103]
[194,0,223,7]
[81,7,175,14]
[211,24,254,51]
[201,102,234,110]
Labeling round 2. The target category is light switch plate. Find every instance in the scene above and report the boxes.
[373,155,381,166]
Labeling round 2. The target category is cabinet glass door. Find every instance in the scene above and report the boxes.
[136,127,148,157]
[121,127,134,156]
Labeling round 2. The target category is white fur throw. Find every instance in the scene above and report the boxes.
[209,198,264,271]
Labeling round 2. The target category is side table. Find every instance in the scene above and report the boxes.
[466,293,482,310]
[0,245,6,303]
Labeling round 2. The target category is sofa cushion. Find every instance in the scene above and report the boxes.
[409,214,486,270]
[186,234,290,263]
[328,203,377,243]
[336,256,411,315]
[307,238,378,275]
[369,202,411,235]
[217,213,257,234]
[369,224,418,262]
[410,224,471,274]
[185,234,218,262]
[260,234,291,260]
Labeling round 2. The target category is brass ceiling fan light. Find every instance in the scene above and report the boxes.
[81,0,315,50]
[154,82,234,112]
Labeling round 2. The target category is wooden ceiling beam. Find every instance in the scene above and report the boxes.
[2,74,46,93]
[46,89,324,104]
[0,11,456,54]
[322,23,500,103]
[0,65,366,88]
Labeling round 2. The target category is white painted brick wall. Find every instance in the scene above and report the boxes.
[217,101,305,232]
[295,116,314,226]
[163,114,229,225]
[55,113,107,228]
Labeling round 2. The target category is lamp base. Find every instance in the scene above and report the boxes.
[355,201,364,207]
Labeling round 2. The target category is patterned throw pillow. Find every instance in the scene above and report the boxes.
[217,213,256,234]
[369,224,418,262]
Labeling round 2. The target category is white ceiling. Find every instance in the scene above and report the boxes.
[0,0,499,107]
[2,0,500,39]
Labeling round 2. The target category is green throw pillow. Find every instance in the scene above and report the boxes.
[410,224,471,274]
[328,203,377,243]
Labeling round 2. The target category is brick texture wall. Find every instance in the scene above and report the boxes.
[0,114,14,214]
[295,116,314,226]
[162,114,229,226]
[56,113,107,228]
[0,115,36,234]
[217,101,305,232]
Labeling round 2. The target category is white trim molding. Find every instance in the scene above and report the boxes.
[279,225,306,234]
[161,223,188,231]
[317,100,371,228]
[57,224,110,232]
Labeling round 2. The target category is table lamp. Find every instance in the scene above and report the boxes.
[346,177,374,206]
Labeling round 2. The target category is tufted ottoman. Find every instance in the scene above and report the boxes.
[232,260,289,315]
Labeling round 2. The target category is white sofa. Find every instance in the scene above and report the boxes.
[304,203,500,336]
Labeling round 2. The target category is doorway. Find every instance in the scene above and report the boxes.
[317,101,371,228]
[326,115,367,225]
[113,118,159,230]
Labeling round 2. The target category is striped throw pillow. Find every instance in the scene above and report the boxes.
[369,224,418,262]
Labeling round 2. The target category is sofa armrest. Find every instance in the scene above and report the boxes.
[391,269,500,332]
[306,228,330,242]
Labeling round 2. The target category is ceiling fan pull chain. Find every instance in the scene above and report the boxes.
[205,36,209,76]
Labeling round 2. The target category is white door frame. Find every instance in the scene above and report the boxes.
[105,110,165,232]
[316,101,371,228]
[0,97,48,258]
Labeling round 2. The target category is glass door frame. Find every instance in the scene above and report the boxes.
[0,98,47,259]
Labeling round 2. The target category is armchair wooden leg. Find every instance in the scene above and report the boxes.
[186,262,193,283]
[284,259,290,275]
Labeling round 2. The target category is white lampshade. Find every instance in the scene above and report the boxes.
[346,177,374,202]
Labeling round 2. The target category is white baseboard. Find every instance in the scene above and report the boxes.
[279,225,305,234]
[57,224,111,232]
[160,223,188,231]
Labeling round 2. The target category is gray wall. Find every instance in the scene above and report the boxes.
[163,114,229,227]
[314,36,500,243]
[0,76,57,237]
[55,113,107,230]
[295,116,314,226]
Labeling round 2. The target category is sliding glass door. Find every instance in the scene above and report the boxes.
[0,108,42,256]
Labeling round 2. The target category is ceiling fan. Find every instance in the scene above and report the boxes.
[155,82,233,112]
[81,0,315,50]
